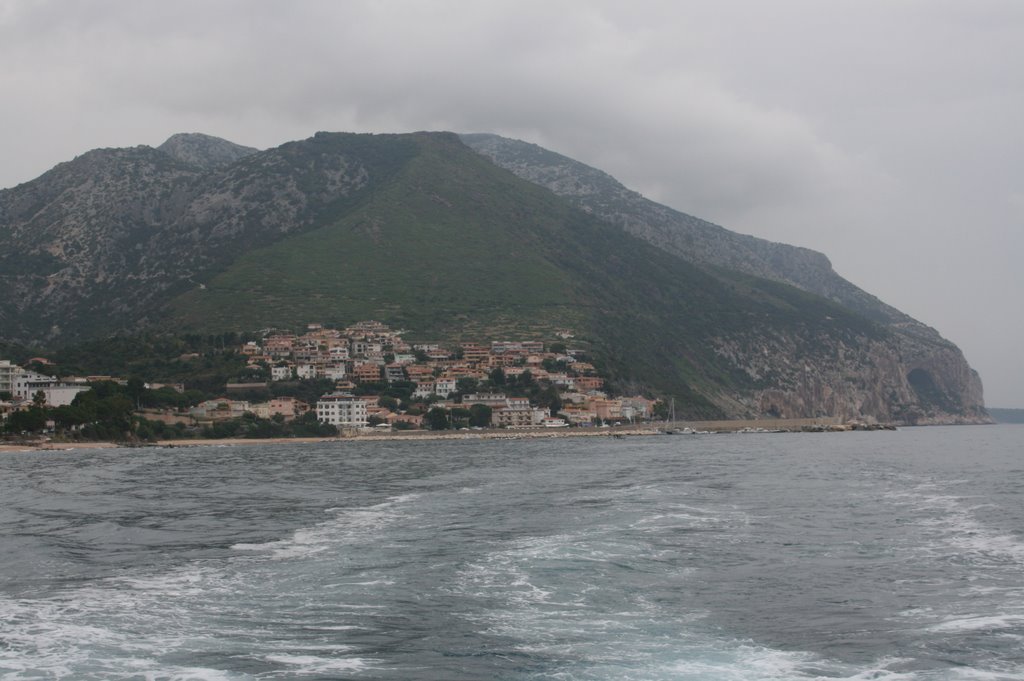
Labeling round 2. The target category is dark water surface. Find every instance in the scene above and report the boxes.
[2,426,1023,679]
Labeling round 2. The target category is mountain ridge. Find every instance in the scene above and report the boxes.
[0,131,988,424]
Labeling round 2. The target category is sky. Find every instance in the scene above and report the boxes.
[1,0,1022,406]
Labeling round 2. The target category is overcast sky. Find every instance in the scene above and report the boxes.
[1,0,1022,406]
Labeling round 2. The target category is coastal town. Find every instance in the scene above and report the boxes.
[1,321,660,441]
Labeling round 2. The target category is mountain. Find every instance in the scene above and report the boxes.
[0,131,989,424]
[461,134,924,325]
[461,133,988,423]
[157,132,259,170]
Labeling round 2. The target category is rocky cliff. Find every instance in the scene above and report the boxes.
[462,133,988,424]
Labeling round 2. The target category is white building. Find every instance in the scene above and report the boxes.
[0,360,17,396]
[316,393,369,428]
[271,366,293,381]
[13,369,89,406]
[412,382,435,400]
[321,365,347,381]
[435,377,457,397]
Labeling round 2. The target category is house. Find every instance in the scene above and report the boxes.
[620,396,656,420]
[250,397,308,421]
[574,376,605,391]
[322,365,347,381]
[271,365,293,381]
[384,364,407,383]
[560,407,598,425]
[328,345,350,361]
[405,365,434,381]
[460,343,490,364]
[434,377,457,397]
[239,341,262,356]
[570,361,597,375]
[385,412,423,428]
[263,334,296,357]
[426,349,451,361]
[587,397,623,421]
[352,363,383,384]
[412,382,435,400]
[315,393,368,427]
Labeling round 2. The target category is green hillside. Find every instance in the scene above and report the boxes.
[164,132,883,417]
[167,133,579,339]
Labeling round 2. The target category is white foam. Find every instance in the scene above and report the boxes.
[928,614,1024,633]
[264,654,372,674]
[886,484,1024,564]
[230,493,421,560]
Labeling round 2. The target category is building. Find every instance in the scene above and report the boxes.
[352,363,383,384]
[271,365,293,381]
[316,393,369,427]
[0,360,17,396]
[189,399,252,421]
[587,397,623,421]
[412,381,435,400]
[462,393,509,407]
[574,376,605,391]
[12,369,90,407]
[460,343,490,364]
[384,364,407,383]
[322,365,347,381]
[250,397,308,421]
[490,397,540,428]
[434,377,457,397]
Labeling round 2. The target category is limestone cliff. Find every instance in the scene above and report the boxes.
[462,133,989,425]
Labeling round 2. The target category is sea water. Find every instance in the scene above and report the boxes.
[1,426,1023,680]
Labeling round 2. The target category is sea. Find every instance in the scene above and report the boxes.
[1,425,1023,680]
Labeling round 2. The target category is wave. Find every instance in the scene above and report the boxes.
[230,493,421,560]
[0,494,423,679]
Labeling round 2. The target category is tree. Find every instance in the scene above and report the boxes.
[426,407,450,431]
[450,407,472,428]
[469,403,493,428]
[489,367,506,386]
[456,377,479,397]
[6,407,47,434]
[535,385,562,415]
[125,376,148,409]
